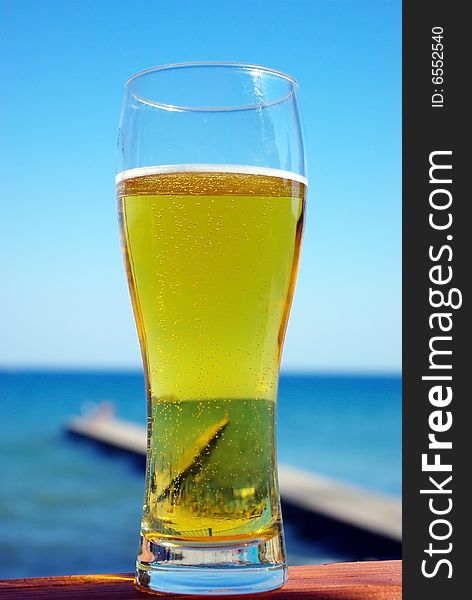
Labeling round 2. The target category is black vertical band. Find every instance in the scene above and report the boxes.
[403,2,468,597]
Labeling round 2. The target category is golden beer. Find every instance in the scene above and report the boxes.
[117,166,305,544]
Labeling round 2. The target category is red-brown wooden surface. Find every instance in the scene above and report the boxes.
[0,560,401,599]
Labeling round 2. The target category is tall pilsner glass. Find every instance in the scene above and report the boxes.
[116,63,306,595]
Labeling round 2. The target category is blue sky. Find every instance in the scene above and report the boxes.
[0,0,401,372]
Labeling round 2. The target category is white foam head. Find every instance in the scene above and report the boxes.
[116,164,307,186]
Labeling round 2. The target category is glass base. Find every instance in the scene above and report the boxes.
[135,532,287,595]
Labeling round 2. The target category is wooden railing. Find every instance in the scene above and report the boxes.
[0,560,401,599]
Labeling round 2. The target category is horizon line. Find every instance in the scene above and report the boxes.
[0,366,402,378]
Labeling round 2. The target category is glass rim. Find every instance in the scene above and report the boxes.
[125,61,298,113]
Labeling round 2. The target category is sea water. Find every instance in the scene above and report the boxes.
[0,371,400,578]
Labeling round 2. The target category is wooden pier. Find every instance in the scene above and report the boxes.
[66,415,402,544]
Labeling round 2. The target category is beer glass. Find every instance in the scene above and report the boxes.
[116,63,306,595]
